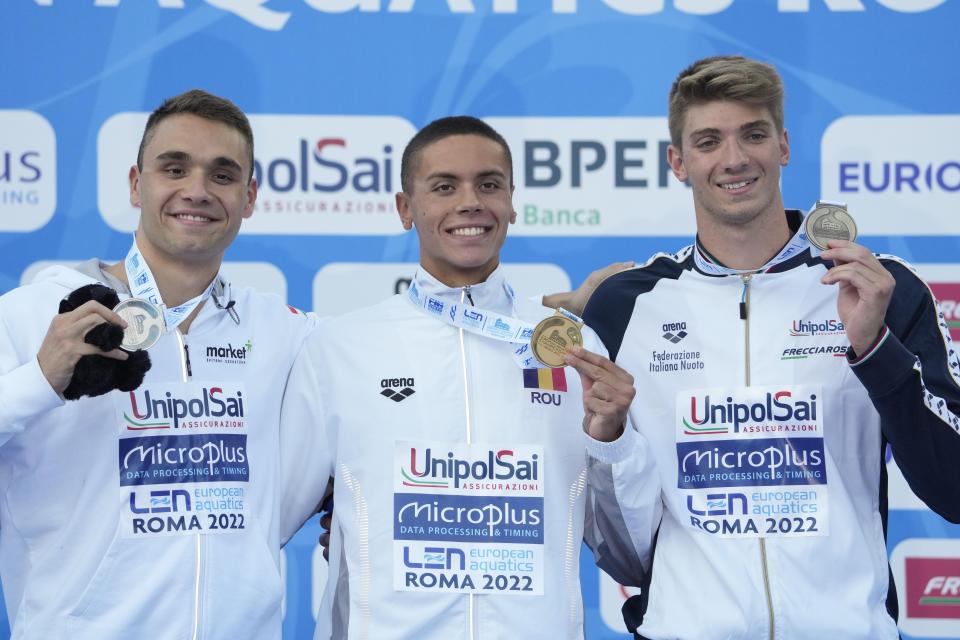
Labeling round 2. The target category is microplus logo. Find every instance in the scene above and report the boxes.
[682,390,818,435]
[402,448,539,489]
[97,113,415,234]
[0,110,56,232]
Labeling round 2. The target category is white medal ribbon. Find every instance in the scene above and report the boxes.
[406,278,580,369]
[693,207,821,277]
[123,236,219,333]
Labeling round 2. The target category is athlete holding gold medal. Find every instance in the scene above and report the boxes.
[279,116,654,640]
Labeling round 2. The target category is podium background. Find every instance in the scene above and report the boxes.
[3,1,960,637]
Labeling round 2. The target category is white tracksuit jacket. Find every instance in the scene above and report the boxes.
[0,260,316,639]
[583,210,960,640]
[279,266,644,640]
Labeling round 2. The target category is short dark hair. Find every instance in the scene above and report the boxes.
[668,55,785,148]
[137,89,255,181]
[400,116,513,193]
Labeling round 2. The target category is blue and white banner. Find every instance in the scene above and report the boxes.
[3,1,960,637]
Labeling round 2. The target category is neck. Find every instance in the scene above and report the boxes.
[423,262,497,290]
[105,245,221,334]
[695,207,792,271]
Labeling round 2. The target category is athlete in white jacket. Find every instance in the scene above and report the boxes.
[278,117,649,640]
[0,90,316,639]
[581,56,960,640]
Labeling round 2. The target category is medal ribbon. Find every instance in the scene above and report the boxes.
[406,277,581,369]
[693,204,826,277]
[123,236,219,333]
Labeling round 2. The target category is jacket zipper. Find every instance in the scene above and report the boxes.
[740,274,775,640]
[176,331,203,640]
[458,286,477,640]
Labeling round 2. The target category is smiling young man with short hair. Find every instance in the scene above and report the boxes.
[0,90,319,639]
[278,116,648,640]
[580,55,960,640]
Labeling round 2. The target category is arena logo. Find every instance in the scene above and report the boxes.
[486,117,693,237]
[33,1,949,32]
[0,111,56,232]
[821,115,960,234]
[97,113,414,235]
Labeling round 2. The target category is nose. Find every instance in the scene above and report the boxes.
[179,171,211,203]
[456,185,483,213]
[720,139,749,171]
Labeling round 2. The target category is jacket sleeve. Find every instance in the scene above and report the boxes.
[579,296,663,586]
[278,335,335,545]
[0,293,64,445]
[583,423,662,587]
[849,260,960,523]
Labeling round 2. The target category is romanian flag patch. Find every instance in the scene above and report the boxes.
[523,368,568,392]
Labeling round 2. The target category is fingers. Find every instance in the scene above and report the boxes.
[38,301,129,394]
[564,346,636,415]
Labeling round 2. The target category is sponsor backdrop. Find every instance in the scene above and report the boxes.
[3,1,960,638]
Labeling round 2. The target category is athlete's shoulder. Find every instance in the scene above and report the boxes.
[585,246,693,316]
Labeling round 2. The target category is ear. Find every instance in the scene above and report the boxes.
[396,192,414,231]
[242,178,258,220]
[667,144,687,182]
[129,165,142,208]
[779,129,790,167]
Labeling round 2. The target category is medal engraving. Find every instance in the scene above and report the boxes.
[531,312,583,368]
[114,298,164,351]
[805,202,858,251]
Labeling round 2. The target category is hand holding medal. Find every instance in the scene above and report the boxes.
[813,201,896,357]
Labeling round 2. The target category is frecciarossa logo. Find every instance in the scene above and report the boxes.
[683,390,818,435]
[402,448,539,490]
[124,387,245,430]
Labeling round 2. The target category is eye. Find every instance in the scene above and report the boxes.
[164,166,185,177]
[479,181,500,192]
[432,183,454,193]
[211,172,235,184]
[746,130,769,143]
[695,138,718,151]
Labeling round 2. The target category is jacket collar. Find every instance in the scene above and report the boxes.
[410,265,515,317]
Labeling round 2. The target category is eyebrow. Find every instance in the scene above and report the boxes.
[154,150,243,173]
[424,169,508,182]
[689,120,774,139]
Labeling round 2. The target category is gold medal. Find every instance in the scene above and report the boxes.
[114,298,164,351]
[531,310,583,368]
[805,201,858,251]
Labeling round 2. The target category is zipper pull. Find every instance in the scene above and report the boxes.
[739,274,752,320]
[463,284,475,306]
[183,343,193,379]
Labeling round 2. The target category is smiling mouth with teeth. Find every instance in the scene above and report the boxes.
[720,179,755,190]
[450,227,488,236]
[174,213,214,222]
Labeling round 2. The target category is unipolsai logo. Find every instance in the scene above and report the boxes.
[246,115,415,235]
